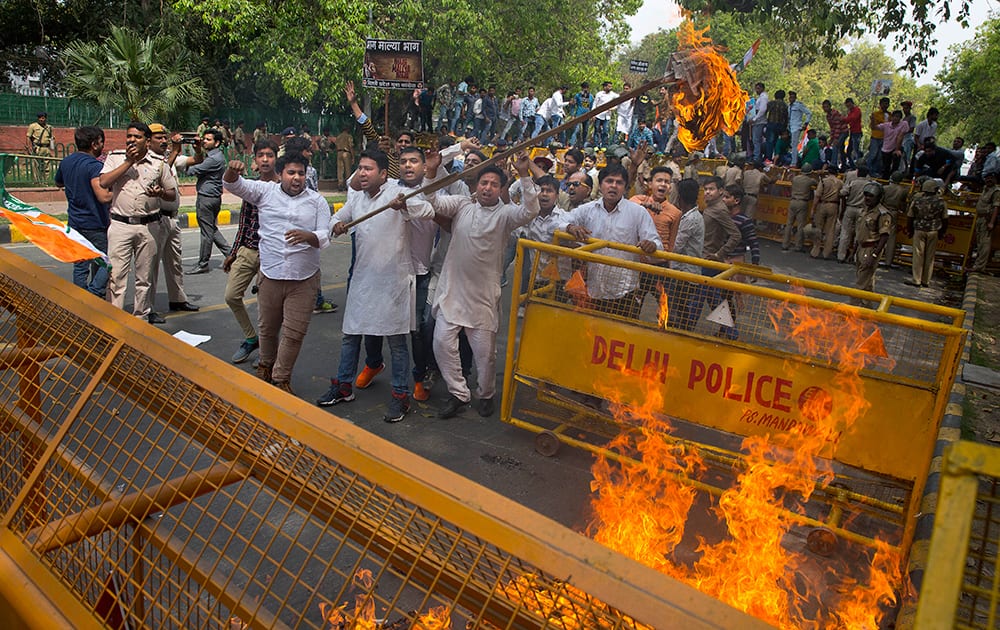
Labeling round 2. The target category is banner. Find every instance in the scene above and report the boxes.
[629,59,650,74]
[0,154,107,265]
[363,39,424,90]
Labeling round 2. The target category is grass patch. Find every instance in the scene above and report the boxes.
[970,284,1000,371]
[962,395,979,440]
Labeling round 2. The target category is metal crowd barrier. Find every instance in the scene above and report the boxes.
[0,247,766,629]
[503,235,965,563]
[915,440,1000,629]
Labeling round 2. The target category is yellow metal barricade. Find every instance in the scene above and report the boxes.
[915,440,1000,629]
[503,235,965,561]
[0,248,767,629]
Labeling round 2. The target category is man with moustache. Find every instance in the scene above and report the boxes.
[148,123,198,320]
[99,122,178,323]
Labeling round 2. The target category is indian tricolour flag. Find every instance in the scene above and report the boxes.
[0,154,108,265]
[732,39,761,74]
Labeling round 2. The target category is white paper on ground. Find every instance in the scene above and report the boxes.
[173,330,212,347]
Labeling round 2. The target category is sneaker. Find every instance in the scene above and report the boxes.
[312,301,338,314]
[316,379,355,406]
[384,392,410,423]
[477,397,495,417]
[413,381,431,402]
[273,381,294,395]
[355,363,384,389]
[256,363,272,383]
[232,338,259,364]
[439,395,468,419]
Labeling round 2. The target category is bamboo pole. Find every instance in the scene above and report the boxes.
[341,74,675,229]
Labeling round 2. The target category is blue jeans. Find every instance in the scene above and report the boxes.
[593,119,609,148]
[847,132,862,168]
[338,333,410,395]
[531,114,548,139]
[764,122,783,160]
[751,123,766,163]
[73,227,110,298]
[450,103,463,132]
[867,137,883,173]
[412,273,432,381]
[569,120,590,147]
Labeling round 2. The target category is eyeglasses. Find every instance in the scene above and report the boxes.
[566,181,589,188]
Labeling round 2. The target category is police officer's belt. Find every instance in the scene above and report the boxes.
[111,213,160,225]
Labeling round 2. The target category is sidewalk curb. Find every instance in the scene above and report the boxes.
[897,273,978,627]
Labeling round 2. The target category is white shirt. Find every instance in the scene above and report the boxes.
[592,90,619,120]
[752,91,769,124]
[550,90,567,116]
[558,198,662,299]
[224,177,330,280]
[333,180,434,335]
[537,97,556,121]
[430,178,540,331]
[913,119,938,145]
[520,207,569,279]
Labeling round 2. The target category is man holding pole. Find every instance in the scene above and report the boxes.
[425,152,537,419]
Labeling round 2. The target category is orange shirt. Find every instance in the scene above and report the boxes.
[631,195,682,251]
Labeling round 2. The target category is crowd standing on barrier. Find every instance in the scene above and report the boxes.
[50,77,1000,420]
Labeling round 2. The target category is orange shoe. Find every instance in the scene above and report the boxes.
[413,381,430,401]
[355,363,384,389]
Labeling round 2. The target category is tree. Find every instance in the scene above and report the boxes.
[171,0,640,110]
[676,0,971,74]
[61,26,209,127]
[934,16,1000,143]
[619,17,935,137]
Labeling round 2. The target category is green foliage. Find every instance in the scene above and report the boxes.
[61,26,209,126]
[677,0,971,74]
[621,18,935,137]
[935,16,1000,143]
[171,0,640,109]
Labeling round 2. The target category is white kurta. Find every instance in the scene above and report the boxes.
[616,100,634,136]
[431,178,540,332]
[333,180,433,335]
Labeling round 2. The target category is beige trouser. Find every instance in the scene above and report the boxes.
[783,199,809,250]
[151,214,188,305]
[107,219,163,318]
[810,203,839,259]
[225,247,261,340]
[853,246,879,303]
[911,230,938,285]
[32,146,52,182]
[257,271,320,384]
[838,205,862,262]
[882,211,899,266]
[337,152,353,187]
[742,194,759,219]
[972,215,994,272]
[433,313,497,403]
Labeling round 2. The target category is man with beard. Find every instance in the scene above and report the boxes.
[319,150,433,421]
[426,154,537,419]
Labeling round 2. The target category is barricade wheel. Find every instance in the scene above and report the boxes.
[535,431,561,457]
[806,527,837,557]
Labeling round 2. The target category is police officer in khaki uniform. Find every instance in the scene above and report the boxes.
[334,128,355,190]
[881,171,910,266]
[148,123,199,316]
[970,172,1000,273]
[809,166,843,259]
[851,181,894,305]
[25,112,54,184]
[905,179,948,287]
[99,122,178,324]
[741,161,771,219]
[783,163,816,252]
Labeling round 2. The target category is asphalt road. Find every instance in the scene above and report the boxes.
[0,224,964,533]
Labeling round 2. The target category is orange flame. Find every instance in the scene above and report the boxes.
[587,298,905,628]
[320,569,454,629]
[656,283,670,329]
[413,605,452,629]
[670,20,747,152]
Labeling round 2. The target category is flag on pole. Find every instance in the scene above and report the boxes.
[732,39,761,73]
[0,154,109,265]
[797,123,810,154]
